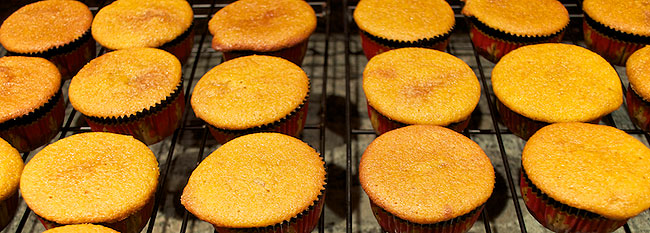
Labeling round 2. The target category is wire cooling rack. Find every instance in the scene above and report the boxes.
[2,0,649,233]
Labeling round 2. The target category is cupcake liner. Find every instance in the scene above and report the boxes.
[467,17,565,63]
[222,39,310,66]
[497,100,600,140]
[213,172,327,233]
[367,102,470,135]
[520,169,627,233]
[7,29,96,79]
[84,82,185,145]
[582,15,648,66]
[207,95,309,145]
[625,85,650,132]
[0,89,65,152]
[369,200,483,233]
[37,196,155,233]
[0,192,19,231]
[359,29,451,60]
[160,23,195,65]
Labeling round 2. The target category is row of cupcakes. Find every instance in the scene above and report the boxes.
[353,0,650,65]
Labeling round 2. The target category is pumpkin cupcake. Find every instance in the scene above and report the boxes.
[462,0,569,63]
[181,133,326,233]
[353,0,455,59]
[360,125,494,233]
[0,138,22,231]
[0,0,95,79]
[20,132,159,233]
[69,48,185,145]
[521,122,650,233]
[209,0,316,66]
[626,46,650,131]
[492,43,622,140]
[92,0,194,64]
[0,56,65,152]
[191,55,309,144]
[43,224,119,233]
[583,0,650,66]
[363,48,480,134]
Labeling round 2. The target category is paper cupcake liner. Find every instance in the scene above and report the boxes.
[367,103,470,135]
[359,29,451,60]
[0,192,19,231]
[84,83,185,145]
[369,201,483,233]
[0,89,65,152]
[467,17,565,63]
[520,169,627,233]
[37,196,155,233]
[214,172,327,233]
[497,100,600,140]
[583,14,649,66]
[7,29,96,79]
[160,23,195,65]
[625,85,650,132]
[222,39,310,66]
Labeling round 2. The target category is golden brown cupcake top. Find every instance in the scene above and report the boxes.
[209,0,316,52]
[181,133,326,228]
[69,48,181,118]
[20,132,159,225]
[353,0,454,42]
[0,0,92,54]
[523,122,650,220]
[492,43,622,123]
[359,125,494,224]
[627,46,650,100]
[191,55,309,130]
[0,138,22,201]
[363,48,480,126]
[43,224,119,233]
[583,0,650,36]
[462,0,569,36]
[0,56,61,124]
[92,0,194,50]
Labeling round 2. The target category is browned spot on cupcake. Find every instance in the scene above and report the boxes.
[443,204,454,219]
[0,66,15,94]
[125,9,175,26]
[402,79,444,98]
[129,69,169,92]
[368,68,397,80]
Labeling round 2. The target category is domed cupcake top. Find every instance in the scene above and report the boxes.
[181,133,326,228]
[627,46,650,100]
[353,0,455,42]
[0,0,93,53]
[191,55,309,130]
[583,0,650,36]
[0,56,61,124]
[209,0,316,52]
[360,125,495,224]
[523,122,650,220]
[0,138,22,201]
[43,224,119,233]
[92,0,194,50]
[363,48,480,126]
[462,0,569,36]
[20,132,159,225]
[492,43,622,123]
[69,48,182,118]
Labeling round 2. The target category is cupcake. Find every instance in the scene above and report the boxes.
[92,0,194,64]
[43,224,119,233]
[0,0,95,79]
[359,125,494,233]
[626,46,650,131]
[521,122,650,233]
[353,0,455,59]
[363,48,480,134]
[208,0,316,66]
[582,0,650,66]
[0,56,65,152]
[181,133,326,233]
[19,132,159,233]
[69,48,185,145]
[0,138,23,231]
[462,0,569,63]
[492,43,622,140]
[191,55,309,144]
